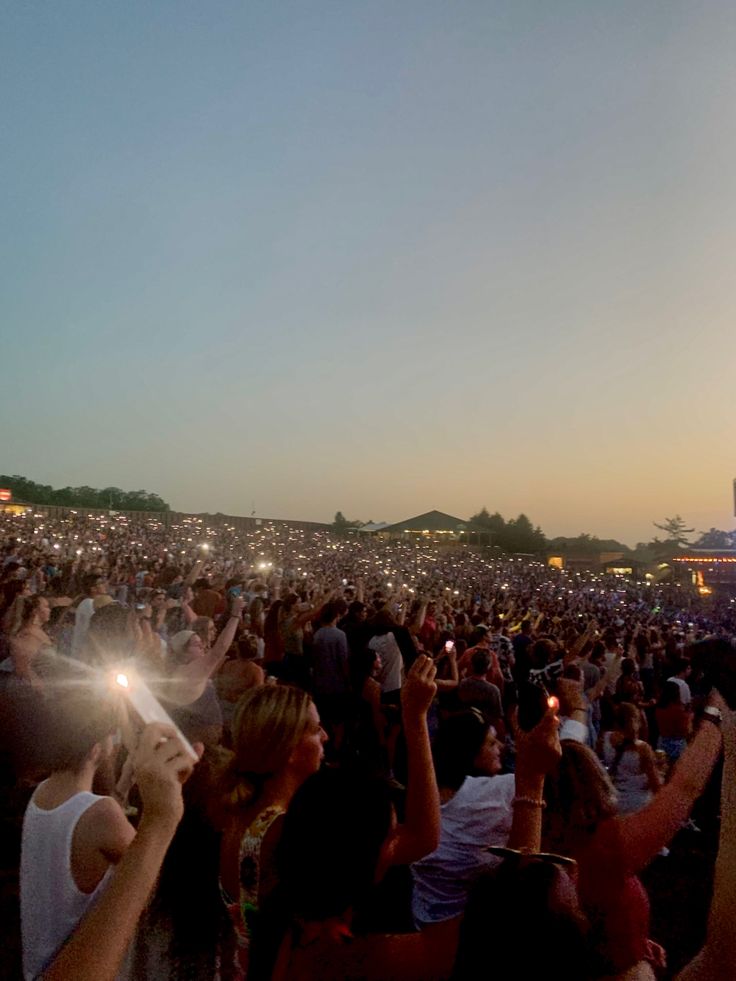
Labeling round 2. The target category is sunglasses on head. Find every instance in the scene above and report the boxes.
[486,845,578,871]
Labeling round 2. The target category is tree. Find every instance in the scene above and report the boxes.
[653,515,694,548]
[0,475,170,512]
[332,511,361,535]
[693,528,736,550]
[469,509,546,553]
[469,508,507,543]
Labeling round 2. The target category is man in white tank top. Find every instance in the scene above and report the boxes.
[20,686,135,980]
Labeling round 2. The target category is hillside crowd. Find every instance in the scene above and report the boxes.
[1,506,735,980]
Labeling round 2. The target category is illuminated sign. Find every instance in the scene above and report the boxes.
[0,489,11,502]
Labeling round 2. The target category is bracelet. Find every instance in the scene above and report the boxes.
[512,796,546,809]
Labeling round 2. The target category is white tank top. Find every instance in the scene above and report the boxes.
[602,733,652,815]
[20,787,113,981]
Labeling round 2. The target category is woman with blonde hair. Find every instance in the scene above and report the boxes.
[218,684,327,980]
[4,594,53,682]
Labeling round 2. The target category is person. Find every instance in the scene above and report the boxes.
[598,702,660,814]
[614,657,646,706]
[271,655,442,981]
[311,599,351,756]
[167,629,225,748]
[456,649,503,725]
[453,856,590,980]
[655,679,692,767]
[411,709,514,926]
[217,684,327,980]
[340,601,369,657]
[347,647,388,773]
[278,591,326,688]
[217,634,266,735]
[39,722,199,981]
[543,692,726,978]
[457,626,504,693]
[677,695,736,980]
[3,594,53,683]
[191,577,225,620]
[511,617,534,683]
[71,573,108,656]
[667,658,693,707]
[19,674,135,980]
[368,611,404,703]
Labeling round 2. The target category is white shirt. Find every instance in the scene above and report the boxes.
[368,632,403,693]
[667,676,692,706]
[71,597,95,657]
[411,774,515,925]
[20,788,113,980]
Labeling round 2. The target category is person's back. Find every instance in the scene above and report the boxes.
[191,579,224,620]
[368,631,403,696]
[19,674,134,980]
[21,787,120,980]
[312,625,350,696]
[457,676,502,722]
[457,650,502,723]
[600,732,652,815]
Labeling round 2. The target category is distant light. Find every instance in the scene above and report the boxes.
[115,673,129,689]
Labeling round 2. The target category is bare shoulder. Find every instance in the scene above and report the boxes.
[76,796,135,859]
[71,797,135,892]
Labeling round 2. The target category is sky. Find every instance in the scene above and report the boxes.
[2,1,736,547]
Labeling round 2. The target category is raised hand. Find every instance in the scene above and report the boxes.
[513,703,561,777]
[230,595,246,618]
[401,654,437,720]
[132,723,201,828]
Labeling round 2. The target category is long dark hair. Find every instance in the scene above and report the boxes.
[433,710,490,792]
[453,857,592,980]
[276,768,394,922]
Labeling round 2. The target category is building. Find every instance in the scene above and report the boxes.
[379,510,493,544]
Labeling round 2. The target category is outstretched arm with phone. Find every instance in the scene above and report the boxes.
[676,702,736,980]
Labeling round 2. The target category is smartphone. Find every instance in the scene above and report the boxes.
[228,586,242,598]
[445,640,454,653]
[113,669,198,762]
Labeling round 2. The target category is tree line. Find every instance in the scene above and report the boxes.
[333,508,736,557]
[0,475,170,512]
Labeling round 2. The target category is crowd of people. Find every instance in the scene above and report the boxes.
[1,505,735,980]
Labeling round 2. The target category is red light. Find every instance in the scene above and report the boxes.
[547,696,559,712]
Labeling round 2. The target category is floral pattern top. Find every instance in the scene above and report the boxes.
[218,805,285,981]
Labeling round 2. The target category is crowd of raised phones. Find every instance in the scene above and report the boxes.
[1,507,735,981]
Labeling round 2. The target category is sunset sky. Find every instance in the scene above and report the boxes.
[3,2,735,546]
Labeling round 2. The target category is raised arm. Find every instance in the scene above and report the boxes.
[676,703,736,980]
[587,651,623,702]
[183,557,205,588]
[165,597,245,704]
[386,655,440,866]
[617,697,724,874]
[179,586,197,625]
[435,647,459,690]
[507,707,561,851]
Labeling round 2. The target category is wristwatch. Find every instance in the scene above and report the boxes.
[702,706,723,727]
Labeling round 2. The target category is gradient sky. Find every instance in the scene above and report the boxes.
[3,1,736,546]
